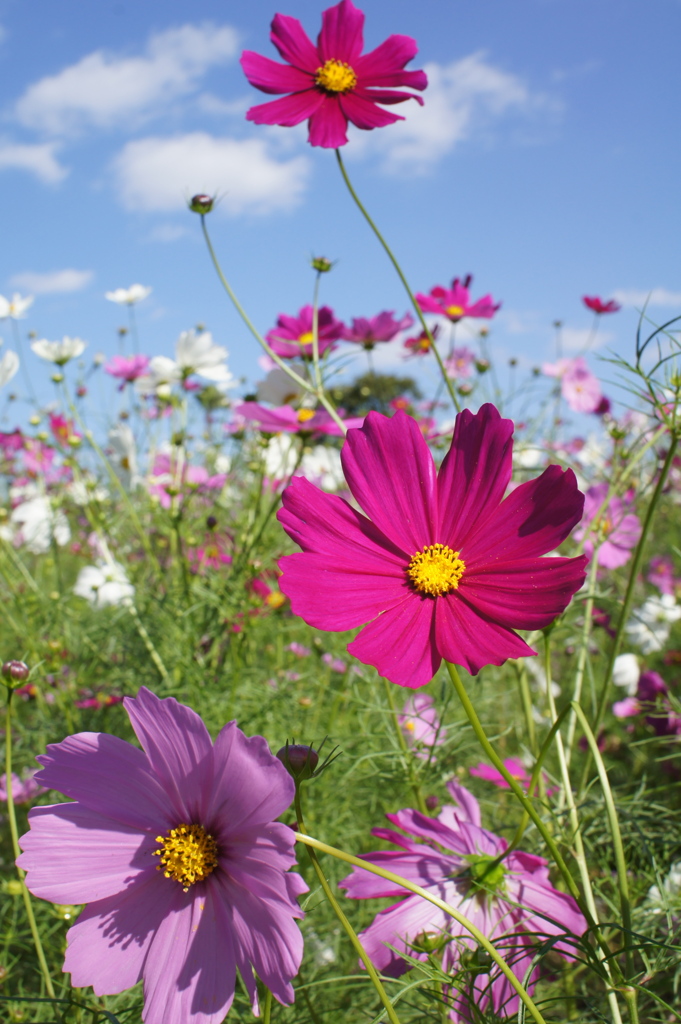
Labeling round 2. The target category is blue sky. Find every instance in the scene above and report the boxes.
[0,0,679,416]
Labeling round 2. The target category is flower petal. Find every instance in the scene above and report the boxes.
[340,92,404,129]
[34,732,170,832]
[246,90,325,127]
[240,51,313,94]
[143,886,237,1024]
[437,403,514,549]
[269,12,320,72]
[208,724,295,832]
[342,410,438,553]
[318,0,365,65]
[355,34,426,83]
[64,870,177,995]
[462,465,586,563]
[308,95,349,146]
[18,802,151,903]
[354,85,425,106]
[348,595,440,688]
[358,892,449,975]
[462,555,588,629]
[124,688,213,824]
[435,594,535,675]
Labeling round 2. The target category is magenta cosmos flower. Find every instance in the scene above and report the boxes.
[343,311,414,349]
[340,780,585,1021]
[277,404,587,688]
[105,354,151,387]
[416,275,501,323]
[266,305,344,360]
[235,400,363,437]
[17,687,306,1024]
[583,295,621,314]
[241,0,427,149]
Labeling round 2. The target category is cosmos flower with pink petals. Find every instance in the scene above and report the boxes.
[277,404,587,688]
[17,687,306,1024]
[398,692,445,757]
[574,482,641,569]
[235,401,363,437]
[105,355,151,388]
[339,780,585,1021]
[266,305,345,360]
[416,275,501,323]
[403,323,439,357]
[241,0,427,149]
[582,295,621,314]
[342,311,414,349]
[469,757,530,789]
[543,356,603,414]
[444,347,475,379]
[0,770,46,804]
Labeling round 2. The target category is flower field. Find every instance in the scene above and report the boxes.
[1,3,681,1023]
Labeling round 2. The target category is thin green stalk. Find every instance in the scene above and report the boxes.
[4,689,56,999]
[262,987,273,1024]
[294,832,549,1024]
[334,149,461,414]
[383,678,428,815]
[126,602,172,687]
[294,792,403,1024]
[515,661,537,757]
[581,434,679,791]
[564,549,600,769]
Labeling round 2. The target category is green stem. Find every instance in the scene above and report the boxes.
[581,434,679,791]
[262,986,273,1024]
[294,792,402,1024]
[334,149,461,414]
[563,549,600,769]
[383,678,428,814]
[294,832,549,1024]
[4,689,56,998]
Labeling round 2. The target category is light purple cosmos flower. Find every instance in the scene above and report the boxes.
[339,780,585,1022]
[265,305,345,360]
[105,355,151,388]
[543,357,602,414]
[241,0,427,149]
[342,311,414,349]
[574,482,642,569]
[416,276,501,323]
[277,404,587,688]
[398,692,446,757]
[647,556,679,596]
[469,758,530,790]
[444,347,476,380]
[0,770,46,804]
[17,687,306,1024]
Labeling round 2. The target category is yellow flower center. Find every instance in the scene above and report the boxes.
[297,408,316,424]
[298,331,314,346]
[407,544,466,596]
[153,823,218,891]
[446,304,464,318]
[404,721,416,732]
[315,59,357,94]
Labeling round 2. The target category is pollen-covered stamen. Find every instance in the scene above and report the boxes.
[297,408,316,424]
[315,59,357,94]
[297,331,314,346]
[446,304,464,318]
[153,823,218,891]
[407,543,466,597]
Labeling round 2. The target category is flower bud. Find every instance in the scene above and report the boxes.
[2,660,29,684]
[276,743,319,781]
[475,359,490,374]
[189,194,215,214]
[311,256,333,273]
[76,386,87,397]
[51,372,64,384]
[206,515,218,530]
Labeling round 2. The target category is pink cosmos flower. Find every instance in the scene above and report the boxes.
[416,276,501,323]
[235,401,363,437]
[322,652,346,672]
[573,482,641,569]
[277,405,587,688]
[469,758,530,790]
[403,323,440,357]
[583,295,621,315]
[342,311,414,349]
[339,780,585,1021]
[444,347,475,380]
[187,538,233,573]
[241,0,427,149]
[542,356,602,414]
[105,355,151,387]
[49,413,80,448]
[647,556,678,596]
[266,305,345,359]
[17,687,306,1024]
[147,454,227,509]
[0,770,46,804]
[287,642,311,658]
[398,692,446,757]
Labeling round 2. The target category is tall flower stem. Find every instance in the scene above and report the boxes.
[4,688,56,999]
[580,434,679,792]
[262,987,273,1024]
[293,791,403,1024]
[563,549,600,769]
[382,678,428,815]
[334,150,461,414]
[294,832,549,1024]
[199,216,347,434]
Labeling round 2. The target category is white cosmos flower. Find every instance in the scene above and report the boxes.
[31,336,86,365]
[264,434,343,492]
[105,284,152,305]
[646,860,681,915]
[136,329,234,393]
[107,424,139,489]
[612,653,640,695]
[0,350,19,387]
[74,561,134,608]
[8,496,70,554]
[256,366,305,405]
[626,594,681,654]
[0,293,34,319]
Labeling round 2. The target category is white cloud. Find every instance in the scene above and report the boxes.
[613,288,681,309]
[352,52,553,173]
[0,140,67,182]
[15,23,239,135]
[112,133,310,215]
[9,269,93,294]
[560,326,614,352]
